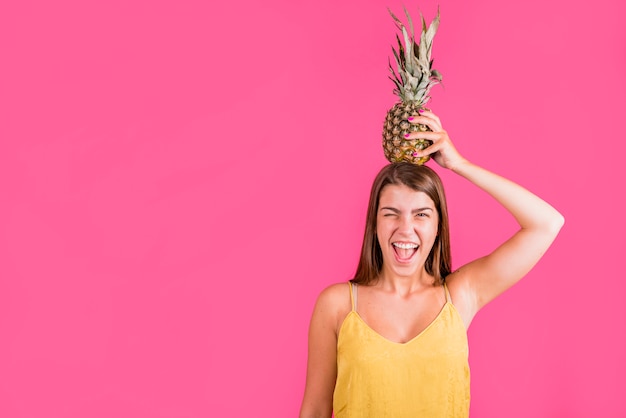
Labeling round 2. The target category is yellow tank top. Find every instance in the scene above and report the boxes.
[333,282,470,417]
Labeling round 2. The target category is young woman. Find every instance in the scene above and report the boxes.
[299,110,564,418]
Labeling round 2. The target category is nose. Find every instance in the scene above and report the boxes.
[398,215,414,233]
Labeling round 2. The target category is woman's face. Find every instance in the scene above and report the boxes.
[376,184,439,279]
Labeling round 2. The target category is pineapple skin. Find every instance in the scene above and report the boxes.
[383,101,431,165]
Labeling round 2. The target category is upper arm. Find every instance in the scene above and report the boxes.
[449,216,564,321]
[299,284,349,418]
[443,160,565,324]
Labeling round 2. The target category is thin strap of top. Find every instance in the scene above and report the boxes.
[349,282,358,312]
[444,282,451,303]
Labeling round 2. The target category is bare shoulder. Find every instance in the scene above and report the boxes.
[312,282,353,334]
[445,269,477,329]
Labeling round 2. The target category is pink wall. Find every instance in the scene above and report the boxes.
[1,0,624,416]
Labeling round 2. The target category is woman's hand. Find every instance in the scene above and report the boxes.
[406,110,467,171]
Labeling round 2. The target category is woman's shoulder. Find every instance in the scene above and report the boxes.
[313,282,353,332]
[444,270,477,328]
[315,281,352,307]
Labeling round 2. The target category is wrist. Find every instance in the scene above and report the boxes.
[448,157,471,174]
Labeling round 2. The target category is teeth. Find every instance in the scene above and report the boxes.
[393,242,418,249]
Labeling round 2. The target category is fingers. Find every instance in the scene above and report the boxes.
[414,139,444,158]
[403,130,445,141]
[403,129,448,158]
[405,110,450,160]
[408,112,442,132]
[419,109,442,127]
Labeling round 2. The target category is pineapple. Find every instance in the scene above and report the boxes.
[383,7,442,165]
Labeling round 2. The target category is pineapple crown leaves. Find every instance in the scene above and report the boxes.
[387,6,442,104]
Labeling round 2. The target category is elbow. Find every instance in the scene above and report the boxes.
[546,211,565,236]
[554,211,565,230]
[530,209,564,238]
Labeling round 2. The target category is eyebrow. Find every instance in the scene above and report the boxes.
[379,206,434,214]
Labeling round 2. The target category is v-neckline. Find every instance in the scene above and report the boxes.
[350,302,451,346]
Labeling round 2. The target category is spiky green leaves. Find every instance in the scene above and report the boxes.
[388,7,442,104]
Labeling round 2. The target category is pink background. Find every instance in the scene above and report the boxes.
[1,0,624,416]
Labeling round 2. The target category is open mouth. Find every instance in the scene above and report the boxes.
[392,242,419,261]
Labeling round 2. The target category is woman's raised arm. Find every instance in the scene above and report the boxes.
[407,111,565,322]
